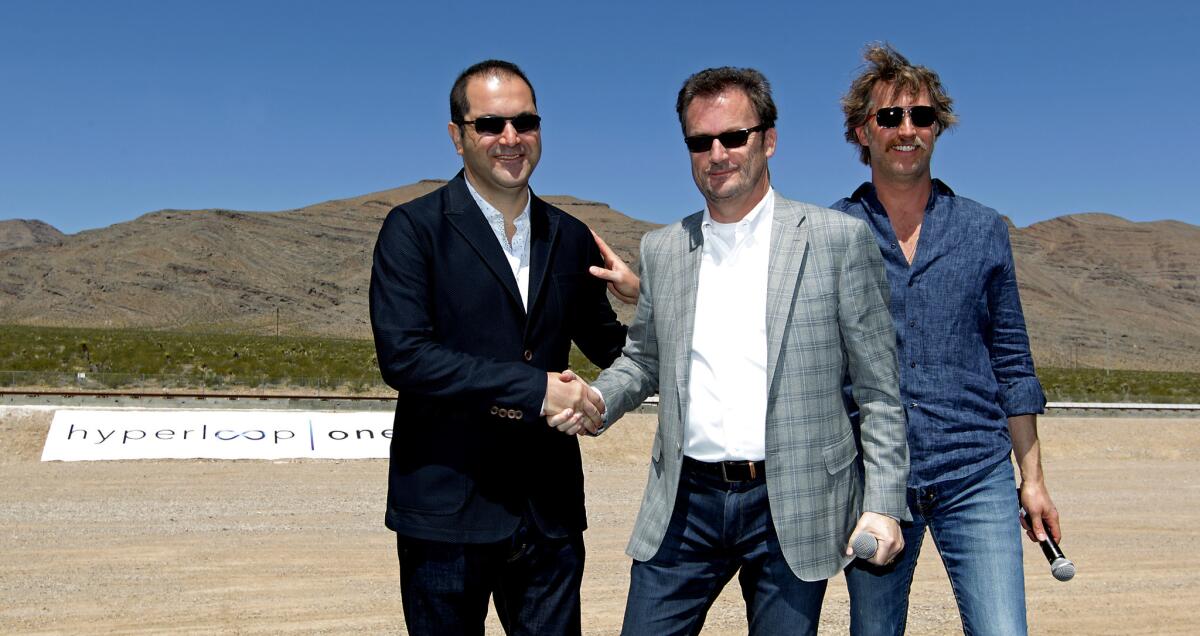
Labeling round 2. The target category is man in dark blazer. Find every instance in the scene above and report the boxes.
[369,59,627,636]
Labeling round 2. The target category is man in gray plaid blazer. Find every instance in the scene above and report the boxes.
[552,67,910,634]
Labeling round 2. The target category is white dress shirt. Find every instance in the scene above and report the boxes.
[685,189,774,461]
[465,177,531,310]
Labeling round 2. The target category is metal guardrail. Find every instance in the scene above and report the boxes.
[0,370,378,393]
[0,388,394,401]
[1046,401,1200,411]
[3,390,1198,412]
[638,397,1200,412]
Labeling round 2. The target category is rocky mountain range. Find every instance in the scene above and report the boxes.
[1,182,1197,372]
[0,220,65,251]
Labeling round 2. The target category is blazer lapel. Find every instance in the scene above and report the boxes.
[443,175,526,315]
[525,194,558,329]
[766,197,810,392]
[674,212,705,409]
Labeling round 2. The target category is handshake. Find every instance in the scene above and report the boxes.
[544,370,606,436]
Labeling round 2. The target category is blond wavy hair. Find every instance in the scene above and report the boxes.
[842,43,958,165]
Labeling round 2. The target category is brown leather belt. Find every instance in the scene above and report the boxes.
[683,456,766,482]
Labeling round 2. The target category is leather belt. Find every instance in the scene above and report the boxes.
[683,456,766,482]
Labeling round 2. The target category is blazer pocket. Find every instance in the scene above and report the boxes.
[391,464,469,515]
[822,428,859,475]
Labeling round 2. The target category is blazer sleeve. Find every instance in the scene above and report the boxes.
[838,221,911,521]
[369,206,545,421]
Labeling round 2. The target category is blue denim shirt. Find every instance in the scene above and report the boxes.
[832,180,1045,487]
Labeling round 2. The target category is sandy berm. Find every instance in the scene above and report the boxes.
[2,408,1198,634]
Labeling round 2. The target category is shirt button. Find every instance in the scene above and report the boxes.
[890,242,898,249]
[910,362,916,368]
[908,320,916,328]
[910,402,918,409]
[523,349,533,361]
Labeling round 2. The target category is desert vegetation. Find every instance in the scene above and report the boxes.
[1,325,1196,402]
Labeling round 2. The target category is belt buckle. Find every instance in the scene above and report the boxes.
[720,461,756,482]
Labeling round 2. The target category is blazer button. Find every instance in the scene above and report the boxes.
[523,349,533,361]
[490,406,499,415]
[514,410,524,419]
[507,409,517,419]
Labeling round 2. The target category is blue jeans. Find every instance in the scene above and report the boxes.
[396,521,584,636]
[845,457,1026,636]
[621,461,828,636]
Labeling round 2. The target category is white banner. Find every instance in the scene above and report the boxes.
[41,409,394,461]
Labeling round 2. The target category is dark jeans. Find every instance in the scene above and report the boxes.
[396,521,585,636]
[621,461,828,636]
[845,458,1026,635]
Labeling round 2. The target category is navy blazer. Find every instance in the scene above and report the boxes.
[370,172,626,543]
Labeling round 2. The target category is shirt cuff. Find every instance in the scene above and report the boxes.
[999,376,1047,416]
[583,386,608,436]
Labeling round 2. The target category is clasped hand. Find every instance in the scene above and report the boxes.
[544,370,605,436]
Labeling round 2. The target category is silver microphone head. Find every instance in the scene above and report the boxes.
[1050,557,1076,582]
[851,533,878,560]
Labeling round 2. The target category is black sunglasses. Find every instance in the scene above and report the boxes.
[461,113,541,135]
[684,123,770,153]
[874,106,937,128]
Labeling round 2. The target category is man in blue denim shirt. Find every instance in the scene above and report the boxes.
[832,44,1063,635]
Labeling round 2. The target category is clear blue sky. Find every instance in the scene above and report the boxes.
[2,1,1196,234]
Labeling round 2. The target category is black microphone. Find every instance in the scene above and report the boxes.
[1019,504,1074,581]
[851,532,878,560]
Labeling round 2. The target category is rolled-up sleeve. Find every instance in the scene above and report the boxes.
[986,219,1046,416]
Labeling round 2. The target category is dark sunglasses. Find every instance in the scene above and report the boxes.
[461,113,541,135]
[874,106,937,128]
[684,123,770,153]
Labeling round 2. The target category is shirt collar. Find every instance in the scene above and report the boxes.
[850,179,955,211]
[702,187,774,231]
[463,177,530,240]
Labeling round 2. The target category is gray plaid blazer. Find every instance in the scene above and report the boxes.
[592,194,909,582]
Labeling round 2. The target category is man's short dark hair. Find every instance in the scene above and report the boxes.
[449,59,537,125]
[842,43,957,165]
[675,67,777,135]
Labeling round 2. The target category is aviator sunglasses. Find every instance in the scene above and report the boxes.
[874,105,937,128]
[684,123,771,153]
[461,114,541,135]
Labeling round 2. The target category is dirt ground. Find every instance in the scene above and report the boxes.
[2,407,1198,635]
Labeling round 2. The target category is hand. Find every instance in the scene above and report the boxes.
[544,370,605,435]
[845,511,904,567]
[589,229,639,305]
[1018,479,1061,543]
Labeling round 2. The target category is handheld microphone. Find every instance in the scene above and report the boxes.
[851,532,878,560]
[1019,504,1075,581]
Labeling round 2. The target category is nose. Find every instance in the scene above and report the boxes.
[897,112,917,137]
[709,138,729,163]
[498,121,520,146]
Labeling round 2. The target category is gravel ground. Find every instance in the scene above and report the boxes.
[2,407,1198,634]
